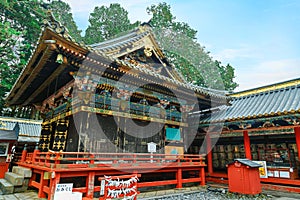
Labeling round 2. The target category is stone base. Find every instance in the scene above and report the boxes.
[0,178,14,194]
[12,166,32,178]
[13,179,29,193]
[4,172,24,186]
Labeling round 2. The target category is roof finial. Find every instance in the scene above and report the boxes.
[41,6,67,36]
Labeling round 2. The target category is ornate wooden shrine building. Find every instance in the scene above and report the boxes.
[196,78,300,192]
[6,14,227,155]
[4,12,300,198]
[4,13,222,199]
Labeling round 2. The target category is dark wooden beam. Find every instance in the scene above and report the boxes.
[9,45,55,105]
[23,63,68,105]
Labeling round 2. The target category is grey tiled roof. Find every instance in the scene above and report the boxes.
[229,159,262,168]
[200,81,300,123]
[90,28,151,52]
[0,117,42,142]
[0,129,18,140]
[88,27,228,99]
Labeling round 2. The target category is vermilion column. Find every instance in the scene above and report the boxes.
[86,172,95,198]
[176,168,182,188]
[243,130,252,160]
[294,127,300,161]
[206,134,213,175]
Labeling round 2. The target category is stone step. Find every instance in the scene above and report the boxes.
[13,179,29,193]
[12,166,32,178]
[0,194,19,200]
[4,172,24,186]
[0,178,14,194]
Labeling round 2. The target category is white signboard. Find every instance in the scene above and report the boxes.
[253,161,268,178]
[147,142,157,153]
[55,183,73,194]
[54,183,78,200]
[279,171,290,178]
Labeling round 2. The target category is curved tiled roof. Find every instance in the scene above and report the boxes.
[0,117,42,142]
[90,28,151,52]
[0,129,18,141]
[79,23,228,99]
[200,79,300,123]
[6,12,229,107]
[54,21,229,99]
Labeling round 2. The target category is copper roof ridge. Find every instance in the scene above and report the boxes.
[0,116,42,123]
[231,77,300,98]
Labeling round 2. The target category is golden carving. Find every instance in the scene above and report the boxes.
[144,47,152,57]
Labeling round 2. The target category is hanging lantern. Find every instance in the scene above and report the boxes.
[56,54,64,64]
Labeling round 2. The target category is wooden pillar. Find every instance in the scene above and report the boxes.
[200,167,205,186]
[49,172,60,200]
[123,118,127,152]
[38,171,49,199]
[21,144,28,162]
[32,143,40,164]
[176,168,182,188]
[206,134,213,175]
[294,127,300,161]
[243,130,252,160]
[29,172,36,187]
[86,172,95,198]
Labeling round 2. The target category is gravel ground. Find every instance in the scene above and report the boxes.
[140,187,272,200]
[142,191,271,200]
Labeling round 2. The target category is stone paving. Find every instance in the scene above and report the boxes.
[0,186,300,200]
[0,191,45,200]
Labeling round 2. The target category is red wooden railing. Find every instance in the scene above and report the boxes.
[21,150,204,167]
[18,149,206,200]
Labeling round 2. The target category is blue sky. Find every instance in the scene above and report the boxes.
[63,0,300,91]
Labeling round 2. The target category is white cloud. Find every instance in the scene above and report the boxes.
[235,58,300,91]
[211,44,300,92]
[212,44,260,61]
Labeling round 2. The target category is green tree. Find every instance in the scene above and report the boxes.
[48,0,82,42]
[0,0,45,115]
[215,61,238,91]
[0,21,21,114]
[147,3,174,28]
[84,3,139,45]
[147,2,238,91]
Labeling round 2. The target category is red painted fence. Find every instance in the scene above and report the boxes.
[17,149,206,200]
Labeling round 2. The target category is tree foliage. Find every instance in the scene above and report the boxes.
[147,2,238,91]
[215,61,238,91]
[0,0,45,115]
[84,3,140,45]
[0,21,20,114]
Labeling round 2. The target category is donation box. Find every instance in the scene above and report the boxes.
[227,158,262,195]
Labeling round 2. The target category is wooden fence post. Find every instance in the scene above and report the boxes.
[21,144,28,162]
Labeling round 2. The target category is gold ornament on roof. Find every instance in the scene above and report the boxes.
[144,47,152,57]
